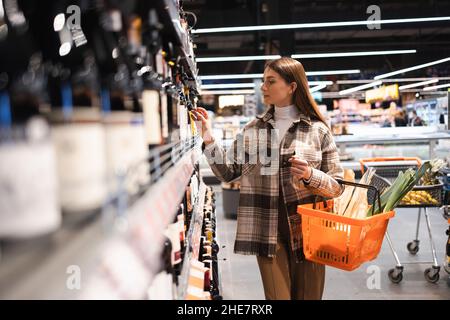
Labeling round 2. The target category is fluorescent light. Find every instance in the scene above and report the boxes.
[197,55,281,62]
[337,77,450,84]
[59,42,72,56]
[309,84,327,93]
[374,57,450,80]
[309,81,333,86]
[201,83,255,89]
[198,50,416,63]
[306,69,360,76]
[423,82,450,91]
[200,81,331,89]
[192,16,450,34]
[292,50,416,59]
[199,70,360,80]
[53,13,65,32]
[200,89,255,95]
[398,79,439,90]
[339,80,383,95]
[401,90,447,95]
[199,74,263,80]
[336,80,374,84]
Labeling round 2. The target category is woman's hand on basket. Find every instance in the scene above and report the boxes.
[190,107,215,146]
[289,156,312,181]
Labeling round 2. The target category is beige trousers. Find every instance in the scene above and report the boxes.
[256,238,325,300]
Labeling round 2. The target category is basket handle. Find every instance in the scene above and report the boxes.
[312,195,329,210]
[335,178,382,216]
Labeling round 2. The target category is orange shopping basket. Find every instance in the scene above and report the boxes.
[297,179,395,271]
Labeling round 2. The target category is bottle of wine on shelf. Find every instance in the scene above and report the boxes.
[37,2,108,217]
[164,222,182,278]
[99,23,149,197]
[142,83,164,147]
[177,204,186,260]
[0,78,61,239]
[0,2,61,239]
[140,8,170,148]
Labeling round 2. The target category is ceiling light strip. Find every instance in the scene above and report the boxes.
[192,16,450,34]
[292,50,416,59]
[196,55,281,62]
[339,80,383,95]
[199,70,361,80]
[201,83,256,89]
[398,79,439,90]
[200,89,256,95]
[309,84,328,93]
[337,77,450,84]
[374,57,450,80]
[423,82,450,91]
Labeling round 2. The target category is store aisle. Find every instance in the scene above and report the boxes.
[215,185,450,300]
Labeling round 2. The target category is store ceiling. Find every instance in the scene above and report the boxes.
[183,0,450,81]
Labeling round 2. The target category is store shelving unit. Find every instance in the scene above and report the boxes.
[156,0,199,88]
[176,182,206,299]
[0,137,205,299]
[0,0,218,300]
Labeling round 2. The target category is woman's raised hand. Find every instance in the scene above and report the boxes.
[190,107,215,145]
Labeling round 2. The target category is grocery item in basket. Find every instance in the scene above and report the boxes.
[343,169,355,182]
[399,190,439,206]
[420,158,445,186]
[368,161,432,215]
[333,167,375,219]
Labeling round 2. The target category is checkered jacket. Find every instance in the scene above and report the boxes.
[204,106,344,262]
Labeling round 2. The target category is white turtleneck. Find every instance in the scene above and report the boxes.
[273,104,300,144]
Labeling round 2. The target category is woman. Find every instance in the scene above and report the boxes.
[192,57,344,300]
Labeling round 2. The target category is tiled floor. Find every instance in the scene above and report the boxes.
[213,185,450,300]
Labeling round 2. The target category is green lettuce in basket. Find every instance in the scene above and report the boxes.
[367,161,432,216]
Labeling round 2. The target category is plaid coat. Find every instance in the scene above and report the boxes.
[204,106,344,262]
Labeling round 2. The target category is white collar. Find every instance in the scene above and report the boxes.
[274,104,299,120]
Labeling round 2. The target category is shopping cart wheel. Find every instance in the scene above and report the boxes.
[388,267,403,284]
[424,266,440,283]
[407,240,419,255]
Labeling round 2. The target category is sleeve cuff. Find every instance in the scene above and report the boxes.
[203,141,216,151]
[302,173,313,184]
[202,141,218,160]
[303,168,321,189]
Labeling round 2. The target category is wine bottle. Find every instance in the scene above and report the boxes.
[164,222,182,276]
[177,207,186,260]
[166,85,180,143]
[161,234,177,291]
[0,1,62,239]
[142,87,163,146]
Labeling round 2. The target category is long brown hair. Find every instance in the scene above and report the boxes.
[264,57,328,126]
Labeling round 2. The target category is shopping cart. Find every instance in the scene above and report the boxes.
[361,157,445,283]
[440,167,450,285]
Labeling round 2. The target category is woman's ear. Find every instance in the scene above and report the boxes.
[290,82,297,94]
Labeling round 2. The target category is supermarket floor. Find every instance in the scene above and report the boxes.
[213,185,450,300]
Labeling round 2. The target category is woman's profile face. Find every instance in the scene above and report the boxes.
[261,67,296,107]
